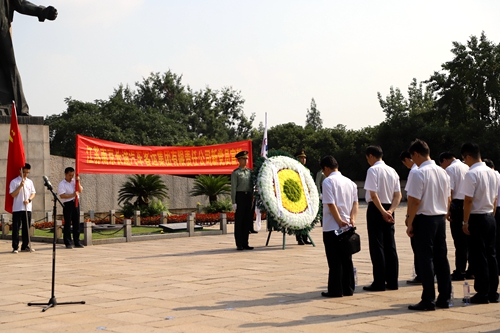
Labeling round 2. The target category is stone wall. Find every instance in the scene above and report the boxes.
[0,122,51,221]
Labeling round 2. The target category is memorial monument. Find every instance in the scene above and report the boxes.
[0,0,57,116]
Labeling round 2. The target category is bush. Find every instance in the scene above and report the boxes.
[204,198,232,213]
[121,199,169,218]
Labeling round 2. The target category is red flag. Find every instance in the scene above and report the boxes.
[75,134,79,208]
[5,103,26,213]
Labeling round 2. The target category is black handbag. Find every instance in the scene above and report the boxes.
[338,227,361,255]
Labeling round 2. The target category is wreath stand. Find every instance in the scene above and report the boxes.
[265,221,315,250]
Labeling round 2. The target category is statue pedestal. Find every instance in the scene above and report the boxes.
[0,116,51,221]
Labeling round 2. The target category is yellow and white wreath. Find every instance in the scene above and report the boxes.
[257,155,319,230]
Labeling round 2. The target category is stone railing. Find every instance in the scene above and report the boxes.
[1,212,228,246]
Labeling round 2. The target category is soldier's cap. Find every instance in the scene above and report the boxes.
[235,151,249,159]
[295,150,307,158]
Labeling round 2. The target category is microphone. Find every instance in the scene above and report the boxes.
[42,175,53,190]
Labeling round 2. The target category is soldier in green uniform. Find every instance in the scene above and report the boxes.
[231,151,254,250]
[295,150,313,245]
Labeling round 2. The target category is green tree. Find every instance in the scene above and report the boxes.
[428,32,500,128]
[305,98,323,130]
[45,70,255,157]
[189,175,231,204]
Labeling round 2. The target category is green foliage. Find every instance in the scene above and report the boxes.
[189,175,231,204]
[118,174,169,207]
[204,197,232,213]
[305,98,323,130]
[45,71,255,158]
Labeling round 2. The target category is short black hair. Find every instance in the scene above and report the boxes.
[64,167,75,174]
[320,155,339,170]
[23,163,31,170]
[460,142,481,160]
[399,150,411,161]
[408,139,430,157]
[484,158,495,169]
[366,145,383,159]
[438,152,455,163]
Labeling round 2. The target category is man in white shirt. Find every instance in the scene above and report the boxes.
[406,139,452,311]
[9,163,36,253]
[460,143,499,304]
[439,152,471,281]
[320,155,358,298]
[484,159,500,273]
[58,167,83,249]
[363,146,401,291]
[399,150,421,285]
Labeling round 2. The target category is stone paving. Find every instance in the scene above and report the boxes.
[1,203,499,333]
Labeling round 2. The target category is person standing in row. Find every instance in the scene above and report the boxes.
[460,143,499,304]
[484,158,500,273]
[406,139,451,311]
[320,155,358,298]
[399,150,421,285]
[438,152,472,281]
[363,145,401,291]
[58,167,84,249]
[9,163,36,253]
[295,150,312,245]
[231,151,254,251]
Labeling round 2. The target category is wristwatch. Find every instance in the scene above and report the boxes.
[462,221,468,226]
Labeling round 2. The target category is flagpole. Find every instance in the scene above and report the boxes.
[255,112,268,232]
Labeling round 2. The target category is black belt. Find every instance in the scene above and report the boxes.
[237,191,251,195]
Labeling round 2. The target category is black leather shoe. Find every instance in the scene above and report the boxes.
[236,247,244,251]
[464,295,489,304]
[321,292,342,298]
[243,246,254,250]
[250,230,258,234]
[363,285,385,292]
[408,302,435,311]
[65,245,73,249]
[406,277,422,285]
[304,240,312,245]
[74,244,85,248]
[435,301,449,309]
[385,284,399,290]
[297,239,305,245]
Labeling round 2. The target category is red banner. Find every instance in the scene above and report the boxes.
[76,135,253,175]
[5,104,26,213]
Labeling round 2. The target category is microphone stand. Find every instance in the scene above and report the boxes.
[28,181,85,312]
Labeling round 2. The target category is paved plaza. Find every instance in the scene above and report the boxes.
[1,203,499,333]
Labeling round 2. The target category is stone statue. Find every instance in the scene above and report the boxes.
[0,1,57,116]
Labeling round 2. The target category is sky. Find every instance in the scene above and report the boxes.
[11,0,500,131]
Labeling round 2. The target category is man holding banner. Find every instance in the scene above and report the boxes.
[58,167,83,249]
[9,163,36,253]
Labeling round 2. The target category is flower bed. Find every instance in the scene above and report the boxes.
[33,212,237,229]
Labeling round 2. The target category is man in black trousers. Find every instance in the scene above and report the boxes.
[406,139,451,310]
[363,145,402,291]
[460,143,499,304]
[231,151,254,251]
[58,167,83,249]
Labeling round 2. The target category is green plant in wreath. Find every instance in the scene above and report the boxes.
[252,149,321,236]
